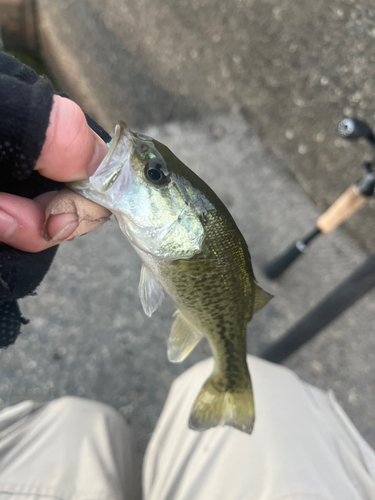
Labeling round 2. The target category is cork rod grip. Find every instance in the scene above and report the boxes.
[316,185,367,233]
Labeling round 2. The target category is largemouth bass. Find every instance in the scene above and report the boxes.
[69,122,272,434]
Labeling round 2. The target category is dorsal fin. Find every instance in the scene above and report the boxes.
[253,283,273,315]
[168,311,202,363]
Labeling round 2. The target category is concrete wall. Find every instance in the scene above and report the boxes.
[0,0,36,50]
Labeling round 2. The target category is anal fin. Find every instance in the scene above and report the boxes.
[168,311,202,363]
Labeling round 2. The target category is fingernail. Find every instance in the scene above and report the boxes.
[44,213,79,242]
[88,135,109,177]
[0,210,18,240]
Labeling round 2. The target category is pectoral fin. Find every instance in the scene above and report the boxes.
[139,265,164,317]
[168,311,202,363]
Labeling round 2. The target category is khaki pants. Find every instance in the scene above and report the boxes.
[0,356,374,500]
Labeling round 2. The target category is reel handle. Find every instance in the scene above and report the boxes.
[316,185,367,233]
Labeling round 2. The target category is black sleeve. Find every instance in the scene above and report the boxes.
[0,52,110,348]
[0,52,55,179]
[0,52,40,83]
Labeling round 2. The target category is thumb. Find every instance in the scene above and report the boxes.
[34,95,108,182]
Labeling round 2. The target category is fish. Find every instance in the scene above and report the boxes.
[69,121,272,434]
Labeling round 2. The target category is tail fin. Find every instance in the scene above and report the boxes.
[189,375,255,434]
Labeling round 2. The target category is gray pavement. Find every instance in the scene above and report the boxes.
[1,112,374,467]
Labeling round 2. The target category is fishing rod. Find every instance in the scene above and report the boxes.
[260,254,375,363]
[264,118,375,280]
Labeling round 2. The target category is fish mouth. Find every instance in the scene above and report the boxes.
[89,121,136,205]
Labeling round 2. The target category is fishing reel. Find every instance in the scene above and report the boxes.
[264,117,375,280]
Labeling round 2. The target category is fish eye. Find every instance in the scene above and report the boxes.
[144,159,170,187]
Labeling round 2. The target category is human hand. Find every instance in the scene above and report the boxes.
[0,95,109,252]
[0,52,113,346]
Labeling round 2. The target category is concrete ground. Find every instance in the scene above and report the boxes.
[1,0,375,495]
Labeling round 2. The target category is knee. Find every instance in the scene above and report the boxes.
[47,396,125,428]
[49,395,99,414]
